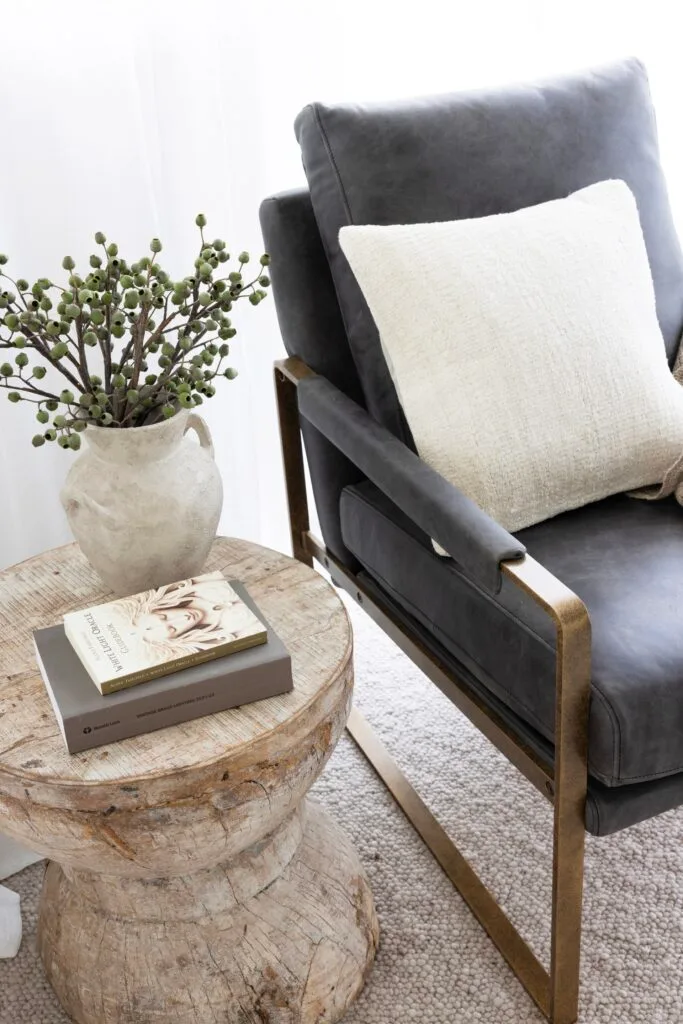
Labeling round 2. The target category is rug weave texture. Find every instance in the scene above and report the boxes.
[1,595,682,1023]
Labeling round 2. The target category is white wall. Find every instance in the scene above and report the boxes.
[1,0,682,569]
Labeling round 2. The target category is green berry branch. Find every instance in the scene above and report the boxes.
[0,214,271,449]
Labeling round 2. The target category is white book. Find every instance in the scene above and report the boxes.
[63,571,267,694]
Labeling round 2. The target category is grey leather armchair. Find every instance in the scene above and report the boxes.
[260,58,683,1024]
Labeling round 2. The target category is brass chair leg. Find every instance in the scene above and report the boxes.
[548,604,590,1023]
[505,559,590,1024]
[346,695,586,1024]
[549,793,586,1024]
[346,698,588,1023]
[346,705,551,1016]
[274,365,313,567]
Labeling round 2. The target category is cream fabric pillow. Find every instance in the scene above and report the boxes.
[339,180,683,535]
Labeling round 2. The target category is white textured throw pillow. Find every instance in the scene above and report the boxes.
[339,180,683,534]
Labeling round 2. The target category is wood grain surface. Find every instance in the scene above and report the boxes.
[39,802,378,1024]
[0,537,377,1022]
[0,536,351,786]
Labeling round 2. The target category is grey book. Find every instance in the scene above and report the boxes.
[34,583,292,754]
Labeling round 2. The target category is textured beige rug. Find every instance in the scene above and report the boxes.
[2,595,683,1023]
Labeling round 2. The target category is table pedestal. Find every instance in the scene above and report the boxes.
[38,800,378,1024]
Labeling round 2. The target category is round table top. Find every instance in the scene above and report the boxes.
[0,537,351,789]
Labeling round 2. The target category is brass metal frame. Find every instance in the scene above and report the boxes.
[275,357,591,1024]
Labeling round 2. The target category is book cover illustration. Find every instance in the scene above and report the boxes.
[64,571,267,694]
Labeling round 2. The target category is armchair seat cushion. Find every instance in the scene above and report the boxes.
[339,480,683,787]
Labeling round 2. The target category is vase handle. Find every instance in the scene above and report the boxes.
[185,413,215,459]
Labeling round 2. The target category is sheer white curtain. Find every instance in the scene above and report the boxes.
[1,0,682,906]
[1,0,682,571]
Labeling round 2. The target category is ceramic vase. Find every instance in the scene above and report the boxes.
[60,410,223,596]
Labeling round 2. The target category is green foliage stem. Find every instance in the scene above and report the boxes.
[0,217,270,446]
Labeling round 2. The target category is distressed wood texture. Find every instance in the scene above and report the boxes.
[0,538,378,1023]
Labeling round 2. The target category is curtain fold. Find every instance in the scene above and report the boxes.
[1,0,683,924]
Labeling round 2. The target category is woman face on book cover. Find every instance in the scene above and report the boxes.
[114,574,258,665]
[136,585,233,643]
[136,602,208,642]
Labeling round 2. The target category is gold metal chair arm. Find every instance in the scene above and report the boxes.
[274,354,591,1024]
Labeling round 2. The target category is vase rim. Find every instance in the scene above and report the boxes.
[83,407,190,462]
[86,407,189,434]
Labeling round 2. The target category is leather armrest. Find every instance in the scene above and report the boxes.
[297,374,525,594]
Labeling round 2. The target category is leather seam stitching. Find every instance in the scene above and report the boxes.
[313,105,354,225]
[306,106,375,414]
[588,685,620,782]
[586,791,601,835]
[310,106,414,450]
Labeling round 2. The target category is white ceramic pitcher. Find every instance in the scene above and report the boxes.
[61,410,223,596]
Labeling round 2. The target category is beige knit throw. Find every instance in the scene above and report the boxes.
[631,341,683,502]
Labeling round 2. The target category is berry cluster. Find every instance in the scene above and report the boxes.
[0,214,270,448]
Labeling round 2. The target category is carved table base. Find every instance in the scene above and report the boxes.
[38,800,378,1024]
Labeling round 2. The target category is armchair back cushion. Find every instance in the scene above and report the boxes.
[295,58,683,440]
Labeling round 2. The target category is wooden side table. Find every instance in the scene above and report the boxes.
[0,537,378,1024]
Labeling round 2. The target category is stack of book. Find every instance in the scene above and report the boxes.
[33,572,292,753]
